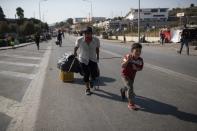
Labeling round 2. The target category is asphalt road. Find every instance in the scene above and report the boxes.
[1,35,197,131]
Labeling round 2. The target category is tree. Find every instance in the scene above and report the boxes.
[9,24,17,33]
[34,24,41,33]
[16,7,24,19]
[44,23,49,31]
[67,18,73,25]
[0,6,5,20]
[29,18,41,24]
[0,21,9,34]
[20,21,34,35]
[41,22,49,32]
[190,3,195,8]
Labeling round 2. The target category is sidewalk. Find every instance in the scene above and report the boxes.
[0,42,34,50]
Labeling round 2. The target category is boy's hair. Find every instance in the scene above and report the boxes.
[131,43,142,51]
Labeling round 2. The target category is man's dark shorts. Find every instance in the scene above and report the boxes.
[80,60,98,82]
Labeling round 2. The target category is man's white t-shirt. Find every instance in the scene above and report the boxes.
[75,36,100,65]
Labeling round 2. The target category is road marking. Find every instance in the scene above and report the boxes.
[145,63,197,83]
[0,61,39,67]
[101,48,197,83]
[0,54,41,60]
[0,96,21,118]
[0,70,36,79]
[101,49,122,58]
[7,45,52,131]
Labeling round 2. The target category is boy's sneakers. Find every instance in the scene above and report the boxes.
[128,103,138,110]
[120,88,126,100]
[85,89,92,95]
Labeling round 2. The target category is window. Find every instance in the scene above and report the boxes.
[160,9,167,12]
[151,9,158,12]
[153,15,165,17]
[135,9,142,12]
[144,18,151,21]
[144,13,151,15]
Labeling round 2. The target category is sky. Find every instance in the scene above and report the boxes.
[1,0,197,24]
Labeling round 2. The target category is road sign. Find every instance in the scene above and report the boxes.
[177,13,185,17]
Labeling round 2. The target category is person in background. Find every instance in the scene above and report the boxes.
[10,37,15,49]
[57,30,63,47]
[35,32,40,50]
[177,29,190,55]
[160,31,165,45]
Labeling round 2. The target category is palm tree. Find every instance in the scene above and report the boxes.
[0,6,5,20]
[16,7,24,19]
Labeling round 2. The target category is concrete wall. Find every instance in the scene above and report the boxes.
[108,36,160,43]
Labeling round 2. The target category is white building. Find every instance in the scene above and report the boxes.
[73,17,106,24]
[73,18,85,24]
[93,19,130,31]
[125,8,169,21]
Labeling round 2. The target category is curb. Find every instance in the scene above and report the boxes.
[0,42,34,50]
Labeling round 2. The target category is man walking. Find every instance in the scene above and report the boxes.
[35,32,40,50]
[177,29,190,55]
[57,30,63,47]
[160,31,165,45]
[74,26,100,95]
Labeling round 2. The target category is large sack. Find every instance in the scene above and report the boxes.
[57,53,82,73]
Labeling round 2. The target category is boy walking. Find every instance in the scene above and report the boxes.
[120,43,143,110]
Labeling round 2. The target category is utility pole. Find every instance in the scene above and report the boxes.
[138,0,141,43]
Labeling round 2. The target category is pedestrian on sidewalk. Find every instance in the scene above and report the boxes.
[160,31,165,45]
[74,26,100,95]
[177,29,190,55]
[34,32,40,50]
[10,37,15,49]
[57,30,63,47]
[120,43,144,110]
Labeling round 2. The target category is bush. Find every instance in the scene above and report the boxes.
[0,39,8,47]
[18,37,26,43]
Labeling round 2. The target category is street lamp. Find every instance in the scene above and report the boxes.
[138,0,140,43]
[39,0,47,21]
[82,0,93,23]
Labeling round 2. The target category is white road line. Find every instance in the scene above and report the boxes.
[7,45,52,131]
[0,96,21,118]
[101,49,122,58]
[0,70,36,79]
[0,54,41,60]
[145,63,197,83]
[101,49,197,83]
[0,61,39,67]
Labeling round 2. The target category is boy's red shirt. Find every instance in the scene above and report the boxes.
[121,54,144,80]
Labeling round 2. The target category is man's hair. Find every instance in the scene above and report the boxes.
[83,26,93,34]
[131,43,142,51]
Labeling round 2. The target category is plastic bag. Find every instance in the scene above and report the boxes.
[57,53,82,74]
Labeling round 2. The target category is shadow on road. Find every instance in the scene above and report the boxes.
[0,112,12,131]
[135,95,197,123]
[73,76,116,87]
[57,45,75,48]
[93,89,123,102]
